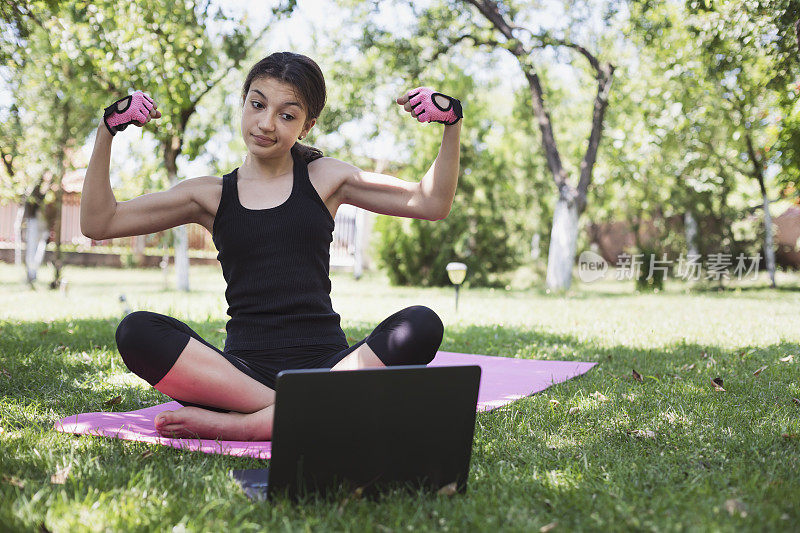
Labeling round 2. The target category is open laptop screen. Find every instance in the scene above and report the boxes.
[267,364,481,501]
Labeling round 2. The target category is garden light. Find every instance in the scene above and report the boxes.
[446,262,468,312]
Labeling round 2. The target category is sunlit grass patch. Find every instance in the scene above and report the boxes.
[1,263,799,530]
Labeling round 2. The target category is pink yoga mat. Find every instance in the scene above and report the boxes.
[55,351,596,459]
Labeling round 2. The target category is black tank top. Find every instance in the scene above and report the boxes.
[212,144,348,352]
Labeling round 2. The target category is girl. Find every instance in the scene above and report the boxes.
[81,51,463,441]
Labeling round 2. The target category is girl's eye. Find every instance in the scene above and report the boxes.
[249,101,293,120]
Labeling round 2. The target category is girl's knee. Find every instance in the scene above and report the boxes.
[405,305,444,346]
[115,311,155,352]
[114,311,187,386]
[389,305,443,365]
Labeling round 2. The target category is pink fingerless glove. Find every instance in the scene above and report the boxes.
[103,90,155,136]
[407,87,463,125]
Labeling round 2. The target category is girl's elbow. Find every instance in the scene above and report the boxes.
[431,204,451,221]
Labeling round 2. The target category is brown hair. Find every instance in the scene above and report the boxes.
[241,52,326,164]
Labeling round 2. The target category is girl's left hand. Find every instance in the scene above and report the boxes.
[396,87,462,125]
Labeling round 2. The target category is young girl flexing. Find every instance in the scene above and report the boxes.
[81,52,463,441]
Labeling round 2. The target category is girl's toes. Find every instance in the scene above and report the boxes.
[158,426,186,438]
[154,410,177,428]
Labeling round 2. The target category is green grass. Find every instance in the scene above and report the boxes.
[1,262,800,532]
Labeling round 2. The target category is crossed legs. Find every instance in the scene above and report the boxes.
[114,306,444,441]
[151,337,386,440]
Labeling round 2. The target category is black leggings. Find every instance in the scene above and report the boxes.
[114,305,444,412]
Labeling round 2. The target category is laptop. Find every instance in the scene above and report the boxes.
[231,364,481,502]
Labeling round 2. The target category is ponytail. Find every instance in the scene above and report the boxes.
[293,141,324,164]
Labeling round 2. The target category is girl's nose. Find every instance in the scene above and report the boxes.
[258,115,275,131]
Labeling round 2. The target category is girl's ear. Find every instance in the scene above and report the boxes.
[302,118,316,137]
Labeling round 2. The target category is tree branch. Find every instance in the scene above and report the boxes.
[575,62,615,212]
[509,25,606,77]
[0,146,15,177]
[187,23,272,118]
[462,0,570,191]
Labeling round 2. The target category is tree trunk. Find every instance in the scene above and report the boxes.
[762,192,776,288]
[48,185,64,289]
[48,101,72,290]
[545,192,579,290]
[22,181,48,287]
[354,207,364,280]
[24,205,48,286]
[13,202,24,266]
[173,224,190,291]
[165,135,190,292]
[684,211,698,257]
[745,133,776,287]
[132,234,147,266]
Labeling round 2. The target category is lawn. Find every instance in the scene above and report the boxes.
[1,262,799,532]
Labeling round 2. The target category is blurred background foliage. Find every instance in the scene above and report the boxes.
[1,0,798,289]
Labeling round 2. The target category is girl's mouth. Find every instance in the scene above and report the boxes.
[253,135,276,145]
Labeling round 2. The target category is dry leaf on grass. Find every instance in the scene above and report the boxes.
[139,450,154,459]
[792,398,800,407]
[568,407,580,415]
[632,369,643,382]
[753,366,768,376]
[724,499,747,517]
[0,367,10,378]
[590,391,610,402]
[549,399,561,407]
[103,396,122,407]
[629,429,656,438]
[437,482,458,496]
[50,464,72,484]
[539,521,558,533]
[681,363,696,372]
[779,355,795,363]
[782,433,798,439]
[2,475,25,489]
[710,377,726,391]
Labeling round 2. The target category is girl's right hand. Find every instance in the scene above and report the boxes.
[102,90,161,136]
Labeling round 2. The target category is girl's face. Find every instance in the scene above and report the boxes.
[241,77,315,157]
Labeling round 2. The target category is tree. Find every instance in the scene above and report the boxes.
[1,1,100,288]
[599,1,761,281]
[632,0,777,286]
[752,0,800,202]
[339,0,619,290]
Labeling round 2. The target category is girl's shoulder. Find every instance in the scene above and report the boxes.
[187,175,224,233]
[308,157,351,194]
[307,157,354,219]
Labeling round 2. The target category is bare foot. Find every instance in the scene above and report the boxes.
[154,406,254,441]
